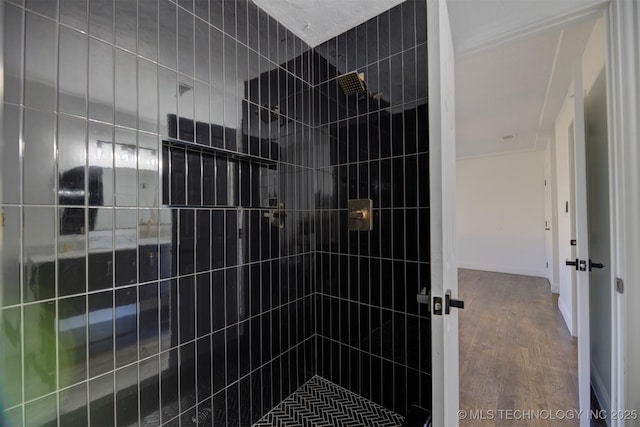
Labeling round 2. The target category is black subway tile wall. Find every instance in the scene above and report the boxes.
[313,0,431,417]
[2,0,432,424]
[1,0,315,425]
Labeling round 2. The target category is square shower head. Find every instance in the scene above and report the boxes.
[337,71,367,95]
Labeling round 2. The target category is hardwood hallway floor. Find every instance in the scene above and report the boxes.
[458,269,579,426]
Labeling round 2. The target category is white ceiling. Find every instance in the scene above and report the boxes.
[252,0,607,159]
[449,0,607,159]
[251,0,404,48]
[454,17,598,159]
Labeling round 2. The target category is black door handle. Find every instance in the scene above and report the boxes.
[566,259,578,270]
[445,290,464,315]
[589,260,604,271]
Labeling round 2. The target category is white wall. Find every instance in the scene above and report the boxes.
[456,150,547,278]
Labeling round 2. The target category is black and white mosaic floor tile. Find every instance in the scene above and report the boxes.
[253,376,405,427]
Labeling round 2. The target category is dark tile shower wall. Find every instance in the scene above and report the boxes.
[1,0,315,426]
[313,0,431,417]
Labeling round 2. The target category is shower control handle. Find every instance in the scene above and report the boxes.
[349,210,365,220]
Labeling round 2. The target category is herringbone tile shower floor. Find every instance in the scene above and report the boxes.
[253,376,405,427]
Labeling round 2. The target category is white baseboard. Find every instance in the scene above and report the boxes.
[557,295,576,336]
[457,262,547,279]
[591,362,611,421]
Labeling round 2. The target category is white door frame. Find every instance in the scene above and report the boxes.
[429,0,459,425]
[605,0,640,423]
[571,62,591,427]
[432,0,639,424]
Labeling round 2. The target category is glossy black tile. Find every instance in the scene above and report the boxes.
[212,270,225,331]
[197,336,212,402]
[59,0,87,32]
[115,0,136,52]
[187,150,202,205]
[24,14,57,110]
[213,389,226,426]
[161,348,179,423]
[197,272,212,336]
[116,364,139,426]
[25,394,56,427]
[416,0,428,44]
[223,0,236,38]
[179,275,196,343]
[1,308,21,407]
[1,105,19,204]
[139,0,158,61]
[226,324,239,384]
[247,1,259,51]
[58,237,86,295]
[3,0,432,424]
[237,0,248,45]
[60,382,88,426]
[402,1,416,50]
[159,0,177,69]
[212,330,226,393]
[115,287,137,367]
[391,261,406,316]
[225,210,238,266]
[59,28,88,116]
[89,373,114,426]
[23,109,56,204]
[416,45,428,100]
[139,283,160,358]
[23,302,57,400]
[395,363,407,414]
[406,209,419,262]
[226,267,238,325]
[160,280,178,351]
[178,7,195,77]
[180,342,197,411]
[58,296,87,388]
[179,209,195,275]
[139,356,160,422]
[356,23,368,69]
[403,49,417,104]
[3,6,22,105]
[419,209,430,264]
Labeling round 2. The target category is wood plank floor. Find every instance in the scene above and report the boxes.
[458,269,580,426]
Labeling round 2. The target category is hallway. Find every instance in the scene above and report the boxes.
[458,269,579,426]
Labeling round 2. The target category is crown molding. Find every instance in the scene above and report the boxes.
[454,0,608,58]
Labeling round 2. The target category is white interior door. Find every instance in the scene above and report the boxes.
[428,0,459,426]
[544,163,553,282]
[585,68,611,415]
[570,63,591,427]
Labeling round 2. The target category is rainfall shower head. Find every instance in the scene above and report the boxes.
[337,71,367,95]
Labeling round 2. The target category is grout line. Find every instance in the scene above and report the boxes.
[5,1,430,425]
